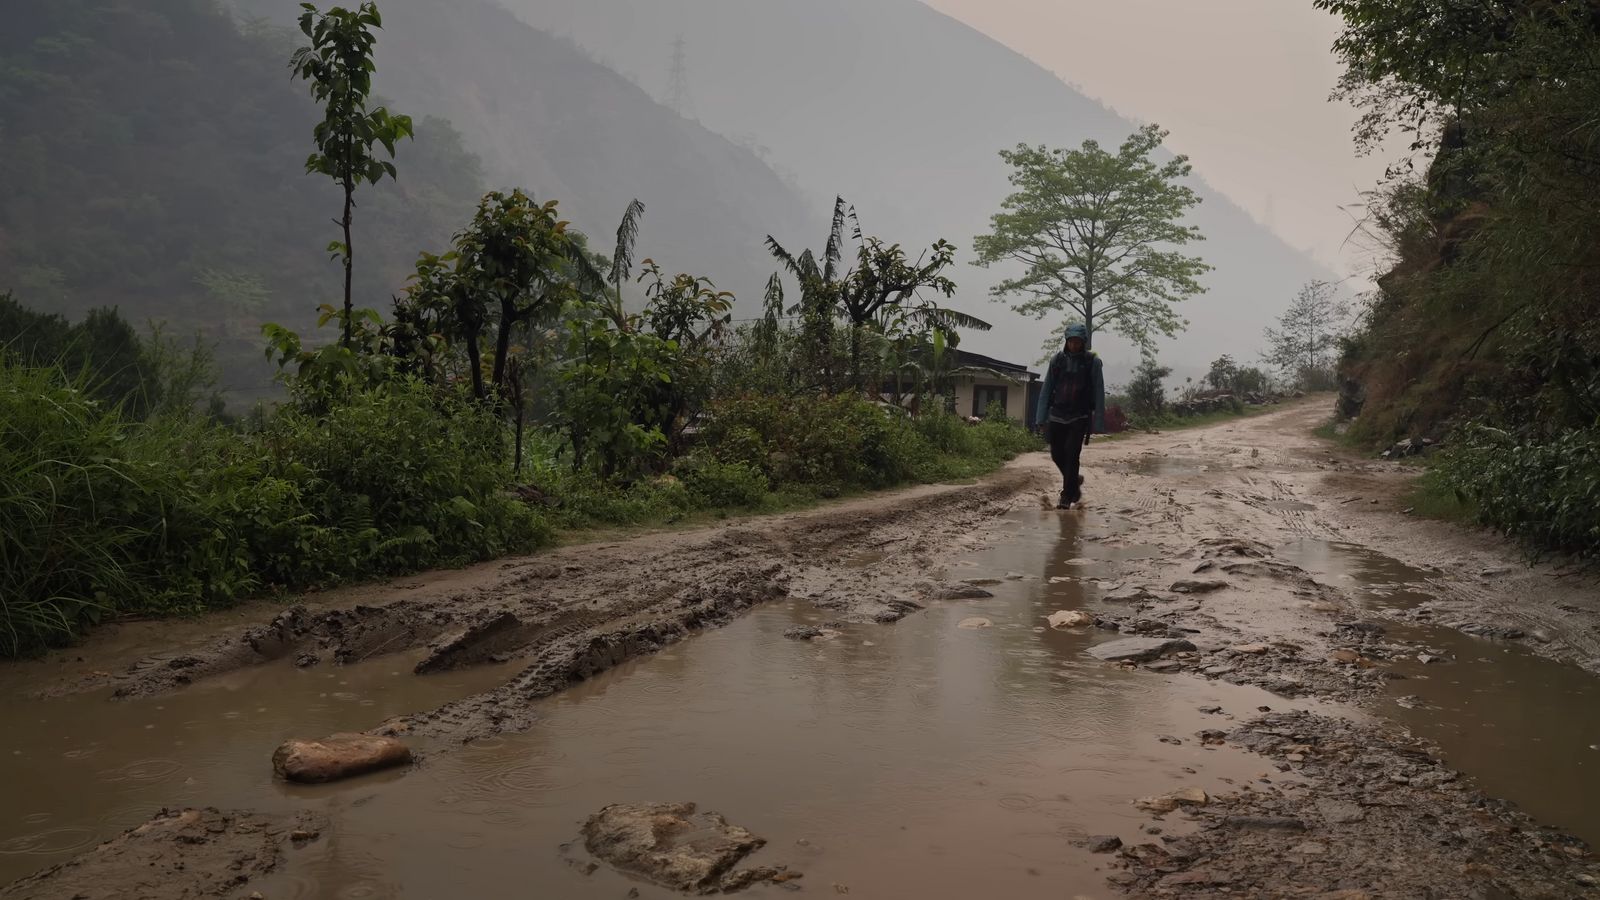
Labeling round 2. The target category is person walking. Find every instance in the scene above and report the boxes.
[1035,323,1106,509]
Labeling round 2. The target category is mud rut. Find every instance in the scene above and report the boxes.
[8,398,1600,899]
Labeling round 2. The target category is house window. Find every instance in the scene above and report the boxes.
[973,385,1008,417]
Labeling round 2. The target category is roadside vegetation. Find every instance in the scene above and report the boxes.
[0,5,1038,657]
[1317,0,1600,558]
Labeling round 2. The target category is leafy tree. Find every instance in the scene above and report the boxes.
[550,317,673,477]
[1264,281,1350,388]
[1205,355,1239,391]
[637,261,734,451]
[0,295,159,416]
[1125,356,1172,421]
[1314,0,1600,152]
[403,189,605,403]
[291,2,414,348]
[768,198,981,392]
[973,125,1210,354]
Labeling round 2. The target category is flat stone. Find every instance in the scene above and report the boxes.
[582,803,796,893]
[272,733,412,784]
[1230,644,1270,655]
[1047,610,1095,629]
[1103,586,1158,603]
[1170,579,1229,594]
[1135,787,1209,813]
[957,617,993,630]
[1088,637,1197,663]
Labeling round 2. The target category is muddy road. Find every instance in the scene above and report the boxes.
[4,399,1600,899]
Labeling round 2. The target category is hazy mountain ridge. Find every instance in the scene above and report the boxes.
[235,0,821,306]
[504,0,1338,382]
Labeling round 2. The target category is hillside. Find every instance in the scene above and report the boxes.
[506,0,1337,381]
[0,0,489,401]
[232,0,820,307]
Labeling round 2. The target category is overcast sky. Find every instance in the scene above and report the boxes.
[920,0,1401,286]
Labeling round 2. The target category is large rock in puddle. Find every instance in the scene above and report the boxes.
[581,802,799,894]
[272,733,413,783]
[1088,637,1196,663]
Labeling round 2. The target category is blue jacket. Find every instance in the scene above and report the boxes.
[1036,350,1106,433]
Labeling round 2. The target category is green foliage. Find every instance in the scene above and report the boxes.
[1124,357,1172,421]
[0,352,543,656]
[701,394,1038,496]
[1264,280,1349,390]
[1323,0,1600,556]
[1433,425,1600,558]
[549,316,673,477]
[672,455,771,509]
[973,125,1210,355]
[0,295,162,417]
[767,198,982,392]
[399,188,604,402]
[291,1,415,346]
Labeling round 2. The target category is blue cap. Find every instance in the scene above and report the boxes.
[1064,324,1088,341]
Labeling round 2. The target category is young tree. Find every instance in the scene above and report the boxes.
[291,2,413,348]
[1205,355,1240,391]
[1125,356,1173,421]
[607,199,647,329]
[974,125,1210,354]
[1264,280,1350,387]
[402,190,605,403]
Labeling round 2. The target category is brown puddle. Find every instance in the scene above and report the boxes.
[1282,539,1600,845]
[1,509,1322,897]
[244,510,1319,898]
[0,652,516,883]
[14,515,1600,897]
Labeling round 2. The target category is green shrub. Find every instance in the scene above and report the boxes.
[1,362,173,653]
[0,363,547,656]
[673,454,770,509]
[1433,424,1600,557]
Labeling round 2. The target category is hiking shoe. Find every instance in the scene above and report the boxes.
[1057,490,1072,509]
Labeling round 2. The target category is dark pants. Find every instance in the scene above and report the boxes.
[1047,417,1092,501]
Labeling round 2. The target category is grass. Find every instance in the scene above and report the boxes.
[1098,401,1277,443]
[1401,473,1479,524]
[1308,411,1479,526]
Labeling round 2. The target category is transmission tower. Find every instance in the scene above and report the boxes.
[665,36,695,118]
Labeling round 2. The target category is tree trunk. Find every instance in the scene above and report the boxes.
[850,323,864,396]
[341,178,355,348]
[491,298,516,403]
[465,330,486,402]
[1083,268,1096,351]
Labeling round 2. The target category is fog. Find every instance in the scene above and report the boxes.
[11,0,1359,390]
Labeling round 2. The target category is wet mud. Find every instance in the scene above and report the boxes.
[1111,711,1600,898]
[0,808,325,900]
[6,401,1600,898]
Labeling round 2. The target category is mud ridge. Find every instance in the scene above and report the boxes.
[0,808,325,900]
